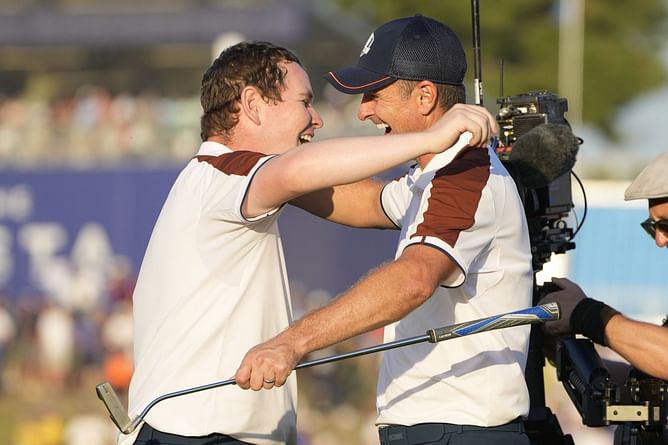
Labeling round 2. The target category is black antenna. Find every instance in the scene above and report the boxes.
[499,58,504,97]
[471,0,483,105]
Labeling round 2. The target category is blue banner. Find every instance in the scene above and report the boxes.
[0,168,398,306]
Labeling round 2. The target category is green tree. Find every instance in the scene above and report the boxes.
[334,0,667,138]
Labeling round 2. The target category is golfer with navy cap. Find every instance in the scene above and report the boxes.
[237,15,533,445]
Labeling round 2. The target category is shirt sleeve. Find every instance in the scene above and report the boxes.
[380,168,416,229]
[197,151,281,224]
[401,147,493,287]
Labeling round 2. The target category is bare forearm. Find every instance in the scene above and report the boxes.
[264,132,436,199]
[245,103,497,217]
[235,245,455,390]
[290,179,395,228]
[605,315,668,379]
[283,259,433,358]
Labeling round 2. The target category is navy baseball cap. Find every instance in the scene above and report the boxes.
[326,14,467,94]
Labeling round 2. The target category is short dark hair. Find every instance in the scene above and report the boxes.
[395,79,465,111]
[200,41,303,141]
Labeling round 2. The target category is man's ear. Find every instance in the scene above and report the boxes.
[415,81,439,116]
[240,86,263,126]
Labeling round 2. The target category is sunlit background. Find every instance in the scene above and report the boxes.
[0,1,667,444]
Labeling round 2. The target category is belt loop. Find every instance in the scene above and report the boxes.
[379,425,409,445]
[518,417,526,434]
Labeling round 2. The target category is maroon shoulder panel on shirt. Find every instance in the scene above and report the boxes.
[413,147,491,247]
[196,150,266,176]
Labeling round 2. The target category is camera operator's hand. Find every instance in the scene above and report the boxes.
[537,277,586,336]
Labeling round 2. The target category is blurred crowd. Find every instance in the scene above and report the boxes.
[0,254,135,445]
[0,86,202,168]
[0,252,384,445]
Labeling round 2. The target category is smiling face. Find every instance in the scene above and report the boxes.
[259,62,323,154]
[356,82,425,135]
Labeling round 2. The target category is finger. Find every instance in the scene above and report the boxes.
[543,324,562,337]
[453,112,482,146]
[249,369,266,391]
[536,295,551,306]
[468,121,487,148]
[552,277,584,295]
[234,363,252,390]
[263,375,276,382]
[467,106,498,141]
[542,323,554,335]
[274,370,291,388]
[550,277,569,289]
[541,313,570,333]
[476,105,498,134]
[464,111,494,147]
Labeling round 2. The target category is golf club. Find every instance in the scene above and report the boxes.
[97,302,559,434]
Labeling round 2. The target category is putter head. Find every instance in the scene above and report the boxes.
[96,382,135,434]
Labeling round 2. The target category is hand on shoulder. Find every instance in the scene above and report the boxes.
[428,103,498,152]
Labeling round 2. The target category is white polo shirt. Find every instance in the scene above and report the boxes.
[377,134,533,427]
[119,141,297,445]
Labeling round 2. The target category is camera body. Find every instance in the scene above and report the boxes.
[496,92,579,444]
[555,337,667,443]
[495,90,575,271]
[497,91,569,145]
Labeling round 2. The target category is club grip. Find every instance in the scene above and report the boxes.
[427,303,560,343]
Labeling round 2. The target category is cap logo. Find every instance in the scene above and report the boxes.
[360,32,374,57]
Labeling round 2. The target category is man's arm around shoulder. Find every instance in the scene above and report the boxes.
[290,179,396,229]
[242,103,497,219]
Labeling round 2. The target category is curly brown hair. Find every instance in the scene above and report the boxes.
[200,41,303,141]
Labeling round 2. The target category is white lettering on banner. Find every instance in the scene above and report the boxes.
[6,221,123,309]
[71,223,113,270]
[68,222,115,311]
[18,223,68,295]
[0,185,33,222]
[0,227,13,289]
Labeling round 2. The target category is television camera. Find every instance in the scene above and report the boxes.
[495,90,578,272]
[467,0,666,440]
[489,59,667,445]
[555,336,667,444]
[492,87,580,445]
[495,87,667,445]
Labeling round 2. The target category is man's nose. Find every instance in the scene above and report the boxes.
[310,106,324,129]
[655,229,668,248]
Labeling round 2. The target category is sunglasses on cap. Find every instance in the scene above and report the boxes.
[640,218,668,239]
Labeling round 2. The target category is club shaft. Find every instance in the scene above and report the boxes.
[115,303,559,433]
[471,0,483,105]
[133,334,432,427]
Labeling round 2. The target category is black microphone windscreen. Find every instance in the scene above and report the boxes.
[508,123,579,188]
